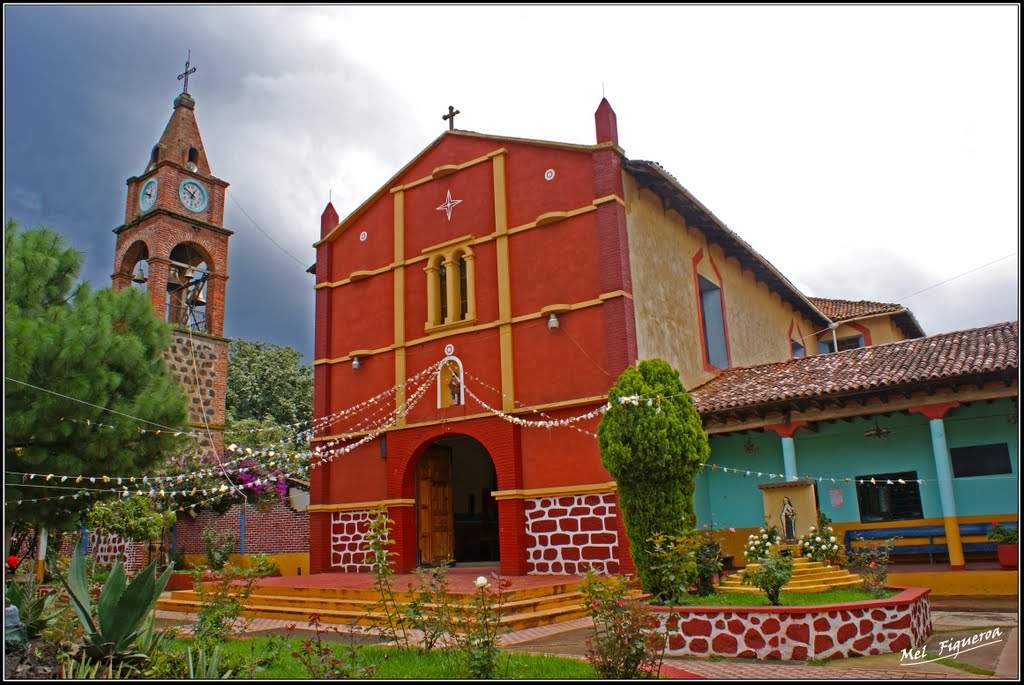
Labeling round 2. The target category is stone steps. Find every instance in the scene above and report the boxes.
[717,560,864,594]
[155,580,592,632]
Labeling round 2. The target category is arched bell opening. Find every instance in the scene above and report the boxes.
[166,242,212,333]
[119,241,151,292]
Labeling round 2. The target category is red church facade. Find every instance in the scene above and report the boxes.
[309,102,638,576]
[307,99,928,577]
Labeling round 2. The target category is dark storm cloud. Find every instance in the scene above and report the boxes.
[4,6,419,361]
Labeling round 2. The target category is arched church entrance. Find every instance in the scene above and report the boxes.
[416,436,500,568]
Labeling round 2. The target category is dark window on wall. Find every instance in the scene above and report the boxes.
[950,444,1013,477]
[791,341,806,358]
[438,262,448,322]
[855,470,923,523]
[458,254,468,319]
[698,275,728,368]
[818,335,865,354]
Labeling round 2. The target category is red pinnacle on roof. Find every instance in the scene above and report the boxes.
[595,98,618,145]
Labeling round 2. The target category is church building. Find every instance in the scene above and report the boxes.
[308,99,1018,586]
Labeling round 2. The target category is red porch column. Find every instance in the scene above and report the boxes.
[497,498,528,576]
[388,504,418,574]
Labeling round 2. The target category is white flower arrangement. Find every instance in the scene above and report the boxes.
[799,518,842,564]
[745,526,781,562]
[475,576,489,589]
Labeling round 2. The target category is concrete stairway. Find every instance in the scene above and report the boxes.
[155,578,590,631]
[717,555,863,594]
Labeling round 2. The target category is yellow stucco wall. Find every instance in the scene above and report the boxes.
[181,552,309,576]
[624,175,821,390]
[814,315,907,351]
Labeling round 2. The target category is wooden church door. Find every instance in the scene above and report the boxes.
[417,445,454,565]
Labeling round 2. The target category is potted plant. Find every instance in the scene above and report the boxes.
[987,522,1018,570]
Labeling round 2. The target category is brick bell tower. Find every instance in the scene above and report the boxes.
[111,71,232,455]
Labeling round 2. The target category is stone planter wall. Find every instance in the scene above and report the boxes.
[651,586,931,660]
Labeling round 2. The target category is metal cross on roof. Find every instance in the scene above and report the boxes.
[177,49,197,94]
[442,105,460,131]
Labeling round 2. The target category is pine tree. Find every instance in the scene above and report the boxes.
[597,359,710,594]
[4,220,188,531]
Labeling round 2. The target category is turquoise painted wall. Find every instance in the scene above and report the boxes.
[694,398,1019,529]
[791,413,941,523]
[696,430,785,529]
[944,400,1018,516]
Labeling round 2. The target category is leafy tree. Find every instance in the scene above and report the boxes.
[4,220,188,531]
[597,359,709,595]
[226,339,312,429]
[87,496,176,566]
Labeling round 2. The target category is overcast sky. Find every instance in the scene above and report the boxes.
[4,5,1018,361]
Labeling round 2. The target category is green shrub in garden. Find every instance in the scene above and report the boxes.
[580,571,666,679]
[740,551,793,605]
[743,524,781,562]
[202,528,237,571]
[846,538,895,598]
[987,522,1018,544]
[798,512,842,564]
[598,359,710,596]
[647,532,700,604]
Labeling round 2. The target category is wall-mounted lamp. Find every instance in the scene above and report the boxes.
[547,313,559,330]
[352,356,361,370]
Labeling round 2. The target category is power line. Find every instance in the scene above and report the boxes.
[895,252,1017,302]
[5,377,186,433]
[230,195,309,268]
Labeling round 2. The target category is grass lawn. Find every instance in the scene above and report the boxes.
[657,587,894,606]
[173,637,597,679]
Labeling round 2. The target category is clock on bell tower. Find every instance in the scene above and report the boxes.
[110,62,233,455]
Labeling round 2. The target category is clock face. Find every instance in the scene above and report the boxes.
[139,179,158,213]
[178,179,209,213]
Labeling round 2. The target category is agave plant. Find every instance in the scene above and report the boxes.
[60,656,134,680]
[5,577,62,639]
[57,546,174,668]
[189,645,232,679]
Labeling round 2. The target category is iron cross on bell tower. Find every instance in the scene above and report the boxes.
[177,49,197,94]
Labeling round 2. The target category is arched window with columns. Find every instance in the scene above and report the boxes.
[424,243,476,331]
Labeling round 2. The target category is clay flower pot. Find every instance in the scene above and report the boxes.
[996,543,1018,570]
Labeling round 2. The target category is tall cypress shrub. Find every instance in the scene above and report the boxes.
[597,359,709,593]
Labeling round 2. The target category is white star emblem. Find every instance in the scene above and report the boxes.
[436,189,462,222]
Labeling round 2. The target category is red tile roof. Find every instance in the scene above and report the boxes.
[692,321,1018,415]
[807,297,903,322]
[806,297,926,339]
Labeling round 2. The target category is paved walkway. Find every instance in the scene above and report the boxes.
[665,660,983,679]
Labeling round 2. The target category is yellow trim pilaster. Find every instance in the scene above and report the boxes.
[394,191,407,426]
[491,481,618,501]
[493,153,515,411]
[308,498,416,513]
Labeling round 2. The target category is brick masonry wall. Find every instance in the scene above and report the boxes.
[174,501,308,555]
[164,330,228,453]
[654,589,932,660]
[330,510,374,572]
[524,493,620,575]
[56,530,147,571]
